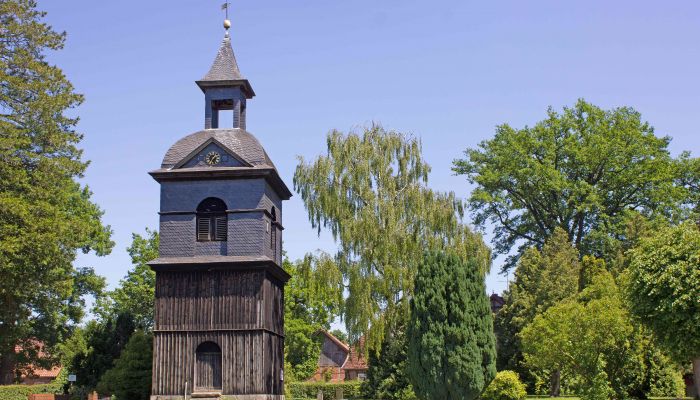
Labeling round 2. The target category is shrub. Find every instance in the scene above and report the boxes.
[286,380,362,399]
[0,383,62,400]
[481,371,527,400]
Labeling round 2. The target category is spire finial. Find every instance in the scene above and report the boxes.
[221,2,231,37]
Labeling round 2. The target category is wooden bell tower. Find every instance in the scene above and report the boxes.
[148,14,291,400]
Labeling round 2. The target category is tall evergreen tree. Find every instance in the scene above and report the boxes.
[68,313,136,391]
[97,330,153,400]
[407,251,496,400]
[0,0,113,383]
[362,316,416,400]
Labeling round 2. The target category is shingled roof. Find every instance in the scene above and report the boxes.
[202,36,243,81]
[160,128,274,169]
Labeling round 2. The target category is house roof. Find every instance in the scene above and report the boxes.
[319,330,350,353]
[14,342,62,380]
[342,336,368,371]
[160,129,274,170]
[317,330,368,371]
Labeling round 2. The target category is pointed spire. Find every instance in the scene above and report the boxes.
[201,36,244,81]
[195,34,254,98]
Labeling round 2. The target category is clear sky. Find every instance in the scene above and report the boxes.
[38,1,699,299]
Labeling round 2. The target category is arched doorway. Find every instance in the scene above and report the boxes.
[195,341,222,391]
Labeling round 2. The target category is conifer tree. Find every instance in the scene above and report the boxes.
[97,330,152,400]
[407,251,496,400]
[0,0,113,382]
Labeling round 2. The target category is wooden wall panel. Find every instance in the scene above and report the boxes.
[152,331,283,396]
[155,270,265,331]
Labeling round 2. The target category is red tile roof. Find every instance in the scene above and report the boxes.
[14,341,62,381]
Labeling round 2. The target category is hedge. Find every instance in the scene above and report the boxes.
[0,383,62,400]
[287,381,362,399]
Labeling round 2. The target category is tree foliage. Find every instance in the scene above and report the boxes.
[362,316,416,400]
[68,313,136,391]
[453,99,686,269]
[294,125,490,347]
[495,229,580,388]
[407,251,496,400]
[626,221,700,396]
[481,371,527,400]
[520,272,684,399]
[627,221,700,362]
[97,230,158,330]
[283,252,343,381]
[0,0,113,383]
[96,330,152,400]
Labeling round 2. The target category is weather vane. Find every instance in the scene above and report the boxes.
[221,2,231,36]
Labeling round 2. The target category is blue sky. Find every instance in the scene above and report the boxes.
[39,1,699,299]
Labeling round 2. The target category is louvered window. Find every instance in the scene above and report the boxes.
[214,216,227,241]
[196,198,227,242]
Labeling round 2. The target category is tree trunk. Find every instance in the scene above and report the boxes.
[693,357,700,400]
[549,369,561,397]
[0,352,15,385]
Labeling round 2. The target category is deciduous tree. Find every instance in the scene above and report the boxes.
[495,229,580,393]
[97,230,158,330]
[0,0,113,383]
[294,125,489,347]
[453,99,686,269]
[626,221,700,397]
[520,272,684,399]
[284,253,343,381]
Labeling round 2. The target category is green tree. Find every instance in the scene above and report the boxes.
[520,276,629,399]
[520,272,684,399]
[407,251,496,400]
[330,329,348,344]
[68,313,136,391]
[362,316,416,400]
[626,221,700,397]
[283,253,343,381]
[97,330,152,400]
[97,230,159,330]
[0,0,113,383]
[453,99,686,269]
[294,125,490,347]
[495,229,580,394]
[677,154,700,216]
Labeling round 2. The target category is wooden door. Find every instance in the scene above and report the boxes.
[195,342,222,391]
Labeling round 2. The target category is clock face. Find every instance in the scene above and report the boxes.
[205,151,221,166]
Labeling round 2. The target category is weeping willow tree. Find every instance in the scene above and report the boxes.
[294,125,490,348]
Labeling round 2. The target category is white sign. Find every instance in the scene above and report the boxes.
[68,374,77,382]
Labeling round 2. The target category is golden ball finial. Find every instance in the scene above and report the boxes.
[224,19,231,29]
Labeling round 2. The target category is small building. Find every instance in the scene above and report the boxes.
[11,342,62,385]
[308,331,368,383]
